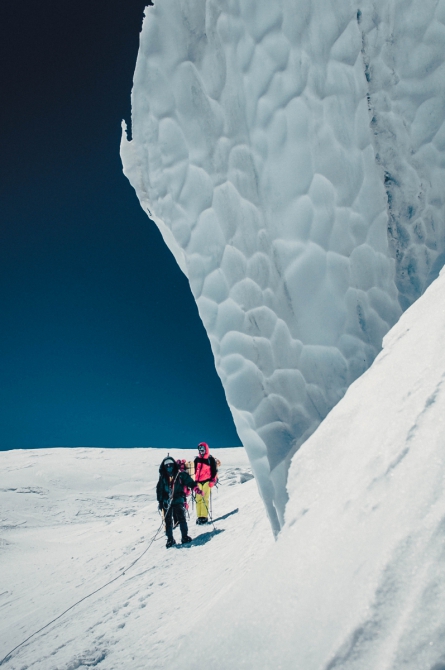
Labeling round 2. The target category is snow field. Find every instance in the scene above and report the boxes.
[122,0,445,531]
[0,448,272,669]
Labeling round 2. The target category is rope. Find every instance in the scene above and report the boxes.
[0,473,180,667]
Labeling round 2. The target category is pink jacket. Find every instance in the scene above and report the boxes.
[194,443,217,485]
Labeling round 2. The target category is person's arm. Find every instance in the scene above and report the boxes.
[193,457,200,481]
[208,455,219,486]
[157,478,169,507]
[180,471,204,495]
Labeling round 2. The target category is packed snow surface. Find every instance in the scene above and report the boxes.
[121,0,445,531]
[0,448,271,669]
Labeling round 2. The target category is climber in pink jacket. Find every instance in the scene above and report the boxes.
[194,442,219,524]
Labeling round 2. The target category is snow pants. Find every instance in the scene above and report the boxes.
[195,481,211,518]
[164,503,188,540]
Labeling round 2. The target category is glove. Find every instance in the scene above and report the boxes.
[194,486,203,496]
[209,481,215,488]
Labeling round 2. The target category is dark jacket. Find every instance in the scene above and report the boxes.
[156,457,196,508]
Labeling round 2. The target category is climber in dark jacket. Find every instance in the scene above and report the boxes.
[156,456,203,548]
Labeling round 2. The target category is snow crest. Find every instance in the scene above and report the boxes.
[121,0,445,531]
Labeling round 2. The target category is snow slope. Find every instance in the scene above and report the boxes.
[0,448,272,669]
[177,269,445,669]
[121,0,445,531]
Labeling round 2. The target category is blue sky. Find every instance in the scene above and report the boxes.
[0,1,239,450]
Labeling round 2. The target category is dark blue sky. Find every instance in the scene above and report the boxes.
[0,1,239,450]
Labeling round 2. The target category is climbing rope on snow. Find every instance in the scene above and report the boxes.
[0,475,180,667]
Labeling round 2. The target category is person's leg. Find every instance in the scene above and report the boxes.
[202,481,211,518]
[196,482,211,522]
[174,504,189,540]
[196,483,206,519]
[164,507,174,540]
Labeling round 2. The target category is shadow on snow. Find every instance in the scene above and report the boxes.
[177,528,225,548]
[211,508,239,523]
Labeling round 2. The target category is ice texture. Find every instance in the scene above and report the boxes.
[358,3,445,308]
[121,0,445,532]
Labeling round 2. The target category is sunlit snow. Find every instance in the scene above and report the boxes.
[0,448,270,669]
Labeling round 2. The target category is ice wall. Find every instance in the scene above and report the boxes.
[121,0,445,533]
[358,2,445,308]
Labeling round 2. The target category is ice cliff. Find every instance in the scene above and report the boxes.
[121,0,445,533]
